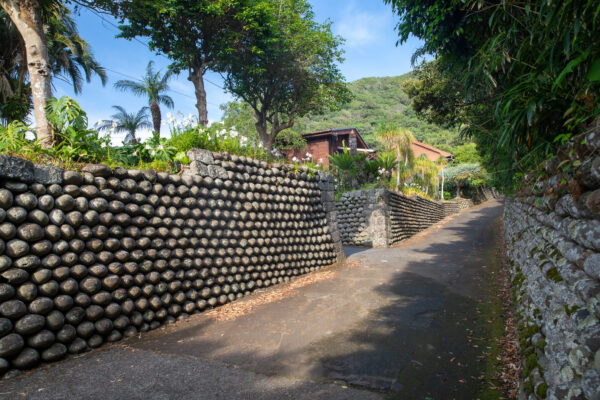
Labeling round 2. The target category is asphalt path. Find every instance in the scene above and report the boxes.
[0,199,504,400]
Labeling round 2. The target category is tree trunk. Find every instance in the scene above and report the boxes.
[396,149,401,189]
[188,62,208,127]
[456,181,461,198]
[1,0,52,146]
[440,166,445,200]
[255,119,273,153]
[150,101,161,133]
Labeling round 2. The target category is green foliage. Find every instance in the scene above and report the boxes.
[114,61,174,132]
[166,119,272,161]
[453,142,481,164]
[220,74,467,154]
[46,96,109,164]
[0,121,33,153]
[0,4,105,122]
[97,106,152,144]
[216,0,350,150]
[385,0,600,191]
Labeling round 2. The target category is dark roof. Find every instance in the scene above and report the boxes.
[302,127,370,149]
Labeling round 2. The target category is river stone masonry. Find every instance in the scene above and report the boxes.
[336,189,473,247]
[504,126,600,400]
[0,151,343,377]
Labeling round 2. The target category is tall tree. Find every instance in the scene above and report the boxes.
[0,0,52,145]
[375,123,415,189]
[116,1,228,127]
[385,0,600,189]
[216,0,350,153]
[0,3,106,126]
[97,105,151,144]
[114,61,174,133]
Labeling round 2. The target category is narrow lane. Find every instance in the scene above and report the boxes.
[1,200,504,400]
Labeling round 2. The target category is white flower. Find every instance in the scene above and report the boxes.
[151,150,156,156]
[158,145,164,150]
[305,152,312,158]
[132,151,138,156]
[166,112,173,119]
[230,130,238,138]
[145,145,151,150]
[292,156,299,163]
[188,113,194,120]
[318,158,323,164]
[101,142,107,148]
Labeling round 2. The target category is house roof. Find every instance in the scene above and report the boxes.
[411,140,453,158]
[302,127,371,149]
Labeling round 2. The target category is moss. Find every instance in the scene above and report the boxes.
[535,340,546,349]
[526,354,538,370]
[564,304,579,316]
[536,382,548,398]
[545,267,563,283]
[523,380,533,394]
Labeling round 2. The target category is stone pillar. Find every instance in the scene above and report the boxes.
[349,134,358,155]
[319,172,346,263]
[367,189,391,248]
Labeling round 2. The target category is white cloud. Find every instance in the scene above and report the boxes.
[334,4,391,48]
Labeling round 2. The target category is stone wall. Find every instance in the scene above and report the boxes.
[504,127,600,399]
[388,191,445,245]
[335,191,373,246]
[0,151,343,377]
[336,189,466,248]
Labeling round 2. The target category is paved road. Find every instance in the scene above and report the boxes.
[0,200,504,400]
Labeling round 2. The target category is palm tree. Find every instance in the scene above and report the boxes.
[44,3,107,94]
[97,106,152,145]
[0,3,106,135]
[114,61,174,133]
[375,123,415,189]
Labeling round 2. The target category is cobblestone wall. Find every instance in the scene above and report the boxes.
[336,189,468,248]
[0,151,343,377]
[504,127,600,400]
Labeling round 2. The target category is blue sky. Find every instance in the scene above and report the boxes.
[54,0,422,143]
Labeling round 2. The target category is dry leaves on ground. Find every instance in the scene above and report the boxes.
[206,270,337,322]
[495,219,521,399]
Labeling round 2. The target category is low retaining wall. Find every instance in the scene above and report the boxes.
[0,151,343,377]
[504,128,600,399]
[336,189,472,247]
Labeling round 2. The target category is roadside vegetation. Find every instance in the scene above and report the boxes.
[386,0,600,191]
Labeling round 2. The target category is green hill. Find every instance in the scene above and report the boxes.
[293,74,466,152]
[221,74,469,153]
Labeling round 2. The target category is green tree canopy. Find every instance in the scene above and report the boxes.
[385,0,600,190]
[216,0,351,152]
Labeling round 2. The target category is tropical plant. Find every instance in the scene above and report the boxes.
[385,0,600,190]
[46,96,109,163]
[375,123,415,188]
[0,120,35,152]
[0,2,105,142]
[97,106,152,145]
[114,61,174,133]
[115,0,234,126]
[376,151,397,182]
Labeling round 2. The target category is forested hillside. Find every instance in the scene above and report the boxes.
[222,74,468,153]
[301,74,469,152]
